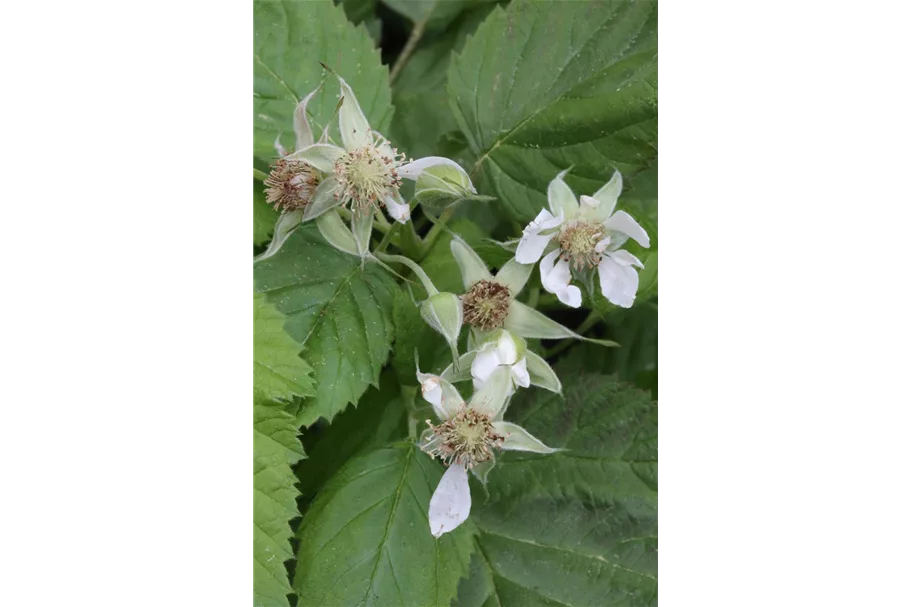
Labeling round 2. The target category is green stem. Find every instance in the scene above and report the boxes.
[419,206,456,260]
[401,386,419,441]
[390,13,430,84]
[253,168,269,181]
[375,221,400,253]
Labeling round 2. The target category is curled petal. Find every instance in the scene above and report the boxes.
[429,464,471,538]
[516,209,562,264]
[417,371,464,420]
[384,193,411,224]
[511,357,531,389]
[540,250,582,308]
[598,254,640,308]
[603,210,650,248]
[606,249,644,269]
[470,349,500,390]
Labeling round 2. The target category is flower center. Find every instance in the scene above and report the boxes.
[423,407,505,468]
[264,159,320,212]
[462,280,511,331]
[333,136,405,213]
[558,219,604,270]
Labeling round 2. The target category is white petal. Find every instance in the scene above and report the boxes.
[547,169,579,219]
[539,251,582,308]
[515,209,561,264]
[495,332,518,365]
[417,370,464,419]
[384,193,411,224]
[399,157,469,185]
[337,76,371,150]
[429,464,471,538]
[598,255,639,308]
[421,377,442,407]
[289,143,345,173]
[603,210,650,248]
[450,238,492,289]
[511,357,531,388]
[594,236,611,254]
[293,87,321,150]
[274,133,289,157]
[590,170,623,220]
[606,249,644,269]
[470,349,500,386]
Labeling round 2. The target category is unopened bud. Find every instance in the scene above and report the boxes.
[414,164,481,213]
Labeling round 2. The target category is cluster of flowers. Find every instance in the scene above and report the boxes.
[260,75,651,537]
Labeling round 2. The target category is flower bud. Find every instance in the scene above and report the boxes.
[420,292,464,367]
[414,164,481,213]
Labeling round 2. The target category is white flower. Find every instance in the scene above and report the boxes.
[289,76,473,228]
[470,331,530,394]
[416,366,558,537]
[515,169,650,308]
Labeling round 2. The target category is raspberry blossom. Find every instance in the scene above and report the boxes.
[416,366,558,537]
[449,238,617,352]
[288,75,474,257]
[516,170,650,308]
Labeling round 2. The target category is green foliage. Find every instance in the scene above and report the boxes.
[448,0,659,223]
[293,443,476,606]
[252,1,658,604]
[255,226,397,426]
[253,286,314,605]
[254,0,393,163]
[455,368,658,606]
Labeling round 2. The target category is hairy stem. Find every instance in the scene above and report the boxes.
[390,14,430,84]
[418,206,456,260]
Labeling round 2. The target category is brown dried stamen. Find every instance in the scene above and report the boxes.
[462,280,511,331]
[264,159,319,212]
[557,219,604,270]
[422,406,505,468]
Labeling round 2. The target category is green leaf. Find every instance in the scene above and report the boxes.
[293,443,476,606]
[254,0,393,163]
[389,4,497,159]
[254,292,315,403]
[391,285,450,384]
[297,369,408,504]
[255,180,280,247]
[255,225,397,426]
[448,0,658,222]
[254,401,307,607]
[455,369,658,606]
